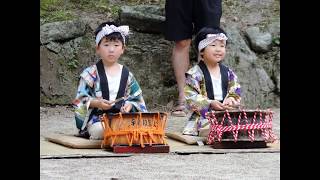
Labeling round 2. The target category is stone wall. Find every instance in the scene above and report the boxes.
[40,2,280,109]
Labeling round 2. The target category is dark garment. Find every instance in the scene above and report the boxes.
[165,0,222,41]
[88,59,129,120]
[197,60,229,101]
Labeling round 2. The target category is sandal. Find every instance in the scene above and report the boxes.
[171,101,187,117]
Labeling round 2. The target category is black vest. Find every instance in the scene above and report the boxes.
[197,60,229,102]
[89,60,129,118]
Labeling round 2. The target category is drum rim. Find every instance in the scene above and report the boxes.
[211,109,272,115]
[107,112,168,116]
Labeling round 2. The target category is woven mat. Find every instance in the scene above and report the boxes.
[44,133,102,149]
[41,133,280,158]
[41,134,130,159]
[165,132,280,154]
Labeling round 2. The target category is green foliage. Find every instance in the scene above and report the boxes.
[272,37,280,46]
[69,0,102,10]
[67,59,79,70]
[40,0,165,25]
[41,0,74,24]
[41,10,74,24]
[131,0,164,5]
[67,0,110,11]
[57,57,79,73]
[40,0,64,11]
[89,0,121,17]
[108,5,121,17]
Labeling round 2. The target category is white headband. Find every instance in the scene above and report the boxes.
[198,33,228,52]
[95,24,129,45]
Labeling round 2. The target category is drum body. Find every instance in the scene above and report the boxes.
[206,109,276,144]
[101,112,168,148]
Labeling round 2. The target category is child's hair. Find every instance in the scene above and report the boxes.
[94,22,127,46]
[194,27,228,54]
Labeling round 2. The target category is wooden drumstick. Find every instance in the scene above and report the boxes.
[101,97,125,105]
[111,97,125,104]
[107,95,134,104]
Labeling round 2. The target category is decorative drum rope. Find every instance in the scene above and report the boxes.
[206,108,277,144]
[101,112,168,148]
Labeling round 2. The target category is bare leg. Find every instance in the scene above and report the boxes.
[171,39,191,106]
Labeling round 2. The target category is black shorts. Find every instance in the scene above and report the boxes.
[165,0,222,41]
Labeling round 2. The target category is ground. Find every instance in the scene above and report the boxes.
[40,106,280,179]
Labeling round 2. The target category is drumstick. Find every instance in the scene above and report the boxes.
[107,95,134,104]
[101,97,125,105]
[111,97,125,104]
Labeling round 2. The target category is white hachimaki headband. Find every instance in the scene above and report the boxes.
[95,24,130,46]
[198,33,228,52]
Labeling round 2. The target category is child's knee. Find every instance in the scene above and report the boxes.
[87,121,104,140]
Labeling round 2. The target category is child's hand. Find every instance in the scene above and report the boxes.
[210,100,225,111]
[101,99,114,105]
[223,97,240,110]
[121,103,132,113]
[99,99,114,110]
[223,97,240,107]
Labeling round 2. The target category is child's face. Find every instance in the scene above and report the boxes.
[202,39,226,64]
[96,37,124,64]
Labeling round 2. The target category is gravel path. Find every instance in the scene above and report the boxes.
[40,106,280,179]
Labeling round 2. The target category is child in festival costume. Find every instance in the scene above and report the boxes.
[73,22,147,139]
[183,27,241,136]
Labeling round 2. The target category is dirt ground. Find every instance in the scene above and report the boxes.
[40,106,280,179]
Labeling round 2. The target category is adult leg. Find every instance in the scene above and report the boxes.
[172,39,191,102]
[165,0,193,116]
[170,39,191,116]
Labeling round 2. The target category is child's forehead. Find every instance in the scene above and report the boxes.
[209,39,226,44]
[101,37,122,43]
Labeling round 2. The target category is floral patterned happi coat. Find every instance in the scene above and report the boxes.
[73,64,148,131]
[183,63,241,136]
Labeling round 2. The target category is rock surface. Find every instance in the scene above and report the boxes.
[40,0,280,109]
